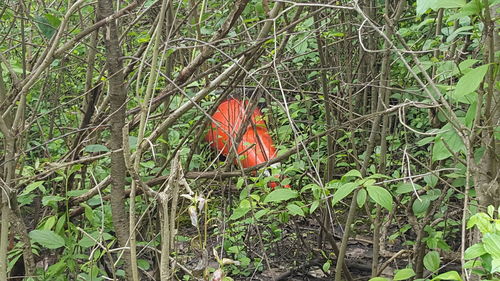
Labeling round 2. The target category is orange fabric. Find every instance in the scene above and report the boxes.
[206,98,289,188]
[206,99,276,162]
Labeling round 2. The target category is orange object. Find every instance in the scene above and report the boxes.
[206,99,288,188]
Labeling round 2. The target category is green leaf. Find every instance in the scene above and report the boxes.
[29,230,65,249]
[450,64,489,103]
[21,181,45,196]
[42,195,65,206]
[42,216,57,231]
[83,144,110,153]
[66,189,88,197]
[264,189,298,203]
[424,175,438,188]
[343,169,362,179]
[45,13,61,27]
[332,183,358,206]
[483,233,500,259]
[140,161,155,169]
[464,243,486,259]
[446,26,474,43]
[78,231,113,248]
[431,271,463,281]
[287,203,305,216]
[432,124,465,161]
[36,14,61,39]
[137,259,150,270]
[366,186,393,211]
[458,59,480,71]
[424,251,441,272]
[394,268,416,280]
[229,207,250,220]
[322,260,331,272]
[491,258,500,273]
[417,136,435,146]
[396,183,422,194]
[464,102,477,128]
[369,278,389,281]
[460,0,482,16]
[357,188,367,208]
[413,197,431,215]
[310,200,320,214]
[467,213,493,233]
[417,0,466,15]
[254,209,269,220]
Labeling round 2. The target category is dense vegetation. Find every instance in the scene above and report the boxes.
[0,0,499,280]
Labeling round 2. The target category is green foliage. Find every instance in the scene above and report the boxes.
[29,230,65,249]
[1,0,498,279]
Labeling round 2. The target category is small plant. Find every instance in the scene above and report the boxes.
[461,206,500,280]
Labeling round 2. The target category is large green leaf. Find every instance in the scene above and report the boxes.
[417,0,466,15]
[79,231,113,248]
[83,144,110,153]
[412,196,431,215]
[230,199,251,220]
[343,169,362,179]
[369,278,389,281]
[491,258,500,273]
[464,243,487,259]
[483,233,500,258]
[332,182,358,206]
[467,212,493,233]
[432,123,465,161]
[424,251,441,272]
[20,181,45,196]
[286,203,305,216]
[366,185,393,211]
[450,64,489,103]
[357,188,367,208]
[36,14,61,39]
[396,183,422,194]
[263,189,298,203]
[431,271,463,281]
[394,268,416,280]
[229,207,250,221]
[29,230,65,249]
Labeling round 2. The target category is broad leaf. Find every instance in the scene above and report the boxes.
[21,181,45,196]
[450,64,489,103]
[332,183,358,206]
[424,251,441,272]
[431,271,463,281]
[343,169,362,179]
[36,14,61,39]
[464,243,486,259]
[229,207,250,220]
[483,233,500,259]
[29,230,65,249]
[310,200,320,214]
[287,203,305,216]
[417,0,466,15]
[357,188,367,208]
[366,185,393,211]
[396,183,422,194]
[254,209,269,220]
[413,196,431,215]
[432,124,465,161]
[79,231,113,248]
[491,258,500,273]
[264,189,298,203]
[369,278,389,281]
[394,268,416,280]
[83,144,110,153]
[42,195,65,207]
